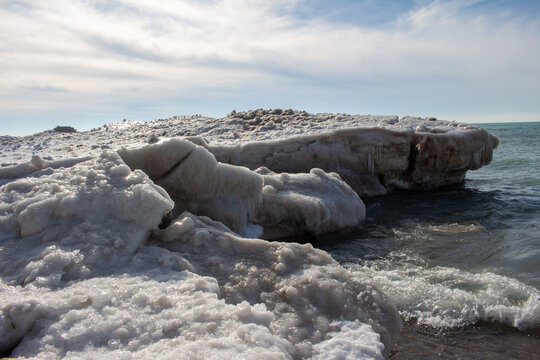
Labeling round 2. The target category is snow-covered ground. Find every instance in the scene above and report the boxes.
[0,110,498,359]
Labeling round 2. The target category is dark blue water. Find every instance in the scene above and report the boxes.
[320,122,540,358]
[466,122,540,287]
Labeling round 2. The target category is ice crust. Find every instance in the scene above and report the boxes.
[0,152,173,285]
[118,138,264,236]
[201,112,499,194]
[0,143,399,359]
[157,212,401,358]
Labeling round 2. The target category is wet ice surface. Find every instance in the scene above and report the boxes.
[390,321,539,360]
[0,110,502,359]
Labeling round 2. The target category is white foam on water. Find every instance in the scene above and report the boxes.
[311,320,385,360]
[350,254,540,330]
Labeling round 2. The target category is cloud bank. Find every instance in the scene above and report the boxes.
[1,0,539,134]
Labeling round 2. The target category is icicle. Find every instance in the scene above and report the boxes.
[367,153,374,175]
[234,145,241,165]
[473,150,480,168]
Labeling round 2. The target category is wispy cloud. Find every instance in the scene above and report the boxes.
[1,0,539,134]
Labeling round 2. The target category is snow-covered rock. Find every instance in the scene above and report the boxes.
[53,126,77,134]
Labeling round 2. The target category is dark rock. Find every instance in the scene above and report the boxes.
[53,126,77,133]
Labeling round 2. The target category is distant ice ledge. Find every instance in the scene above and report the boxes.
[176,109,500,196]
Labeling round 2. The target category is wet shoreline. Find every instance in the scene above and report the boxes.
[390,320,539,359]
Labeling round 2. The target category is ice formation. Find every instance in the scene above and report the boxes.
[201,111,499,194]
[118,138,365,238]
[0,152,173,282]
[118,139,263,236]
[255,167,365,239]
[158,212,401,358]
[1,110,498,195]
[0,152,400,359]
[0,109,502,359]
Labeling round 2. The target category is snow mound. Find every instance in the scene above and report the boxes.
[157,212,401,359]
[0,151,173,288]
[0,154,400,359]
[1,273,296,359]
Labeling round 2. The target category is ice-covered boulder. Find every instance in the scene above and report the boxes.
[404,117,500,189]
[256,167,365,239]
[53,125,77,133]
[118,138,263,236]
[118,138,366,239]
[203,126,410,196]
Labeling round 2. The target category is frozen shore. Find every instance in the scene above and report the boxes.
[1,109,499,195]
[0,110,498,359]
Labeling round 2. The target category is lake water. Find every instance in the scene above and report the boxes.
[319,122,540,359]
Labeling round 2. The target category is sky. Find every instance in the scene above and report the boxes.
[1,0,539,135]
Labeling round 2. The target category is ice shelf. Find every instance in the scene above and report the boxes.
[1,109,498,197]
[193,110,499,195]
